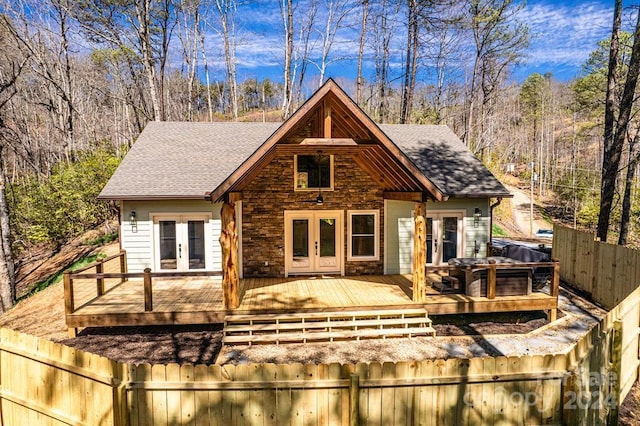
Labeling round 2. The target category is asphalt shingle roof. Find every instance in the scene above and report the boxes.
[99,122,280,199]
[98,121,510,200]
[380,124,511,198]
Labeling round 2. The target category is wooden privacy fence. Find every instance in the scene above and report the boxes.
[0,323,626,426]
[553,225,640,310]
[553,224,640,421]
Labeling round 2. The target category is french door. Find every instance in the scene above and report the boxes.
[285,211,343,276]
[427,213,464,266]
[152,214,211,271]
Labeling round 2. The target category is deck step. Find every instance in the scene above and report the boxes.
[223,307,436,345]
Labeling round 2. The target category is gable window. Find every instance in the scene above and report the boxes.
[348,210,379,261]
[295,155,333,189]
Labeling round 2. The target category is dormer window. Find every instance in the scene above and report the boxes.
[295,155,333,190]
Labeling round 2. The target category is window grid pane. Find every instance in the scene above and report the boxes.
[350,213,376,258]
[297,155,330,188]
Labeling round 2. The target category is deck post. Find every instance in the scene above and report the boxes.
[143,268,153,311]
[119,250,128,282]
[220,200,240,309]
[96,258,105,296]
[413,202,427,302]
[63,271,74,314]
[487,258,497,299]
[63,271,77,337]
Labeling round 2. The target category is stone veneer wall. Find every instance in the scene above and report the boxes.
[242,155,384,277]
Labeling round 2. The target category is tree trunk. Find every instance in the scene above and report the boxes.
[356,0,368,105]
[220,201,239,309]
[134,0,162,121]
[400,0,418,124]
[216,0,238,121]
[618,132,638,245]
[0,146,14,312]
[598,0,640,242]
[281,0,294,119]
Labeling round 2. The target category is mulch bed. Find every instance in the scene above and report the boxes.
[60,325,224,365]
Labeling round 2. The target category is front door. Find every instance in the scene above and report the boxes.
[285,211,343,276]
[153,215,211,271]
[427,213,464,266]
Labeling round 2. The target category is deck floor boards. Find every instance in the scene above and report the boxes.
[66,274,557,328]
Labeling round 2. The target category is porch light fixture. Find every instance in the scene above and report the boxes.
[130,210,138,233]
[473,207,481,227]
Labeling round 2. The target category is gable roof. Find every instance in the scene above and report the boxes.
[99,80,510,201]
[206,79,447,202]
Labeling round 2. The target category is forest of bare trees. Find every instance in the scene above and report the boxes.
[0,0,638,311]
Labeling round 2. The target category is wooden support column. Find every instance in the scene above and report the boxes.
[413,202,427,302]
[220,201,240,309]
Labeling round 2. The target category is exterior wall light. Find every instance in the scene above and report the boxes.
[130,210,137,233]
[473,207,481,227]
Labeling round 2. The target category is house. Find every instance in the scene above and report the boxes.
[98,79,511,308]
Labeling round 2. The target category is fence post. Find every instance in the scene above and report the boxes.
[96,258,105,296]
[144,268,153,311]
[119,250,128,282]
[562,370,579,424]
[607,320,623,424]
[111,360,128,426]
[487,259,496,299]
[349,373,359,426]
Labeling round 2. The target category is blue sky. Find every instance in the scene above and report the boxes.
[201,0,620,86]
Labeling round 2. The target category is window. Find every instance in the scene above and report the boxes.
[348,210,379,260]
[295,155,332,189]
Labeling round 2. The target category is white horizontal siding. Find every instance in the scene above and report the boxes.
[121,200,223,273]
[385,198,491,274]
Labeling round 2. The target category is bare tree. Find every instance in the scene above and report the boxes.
[598,0,640,242]
[308,0,356,88]
[0,15,28,312]
[280,0,294,119]
[214,0,239,121]
[356,0,369,105]
[460,0,528,152]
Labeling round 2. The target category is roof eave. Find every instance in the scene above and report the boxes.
[97,194,211,201]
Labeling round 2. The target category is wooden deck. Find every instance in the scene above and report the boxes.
[66,274,557,329]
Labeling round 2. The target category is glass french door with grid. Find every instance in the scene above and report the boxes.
[427,213,464,266]
[285,211,342,275]
[153,215,210,271]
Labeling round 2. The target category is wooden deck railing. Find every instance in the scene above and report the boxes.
[63,251,222,315]
[426,259,560,320]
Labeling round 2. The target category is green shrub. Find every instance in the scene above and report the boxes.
[9,147,123,249]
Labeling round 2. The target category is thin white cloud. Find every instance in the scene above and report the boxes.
[519,0,614,72]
